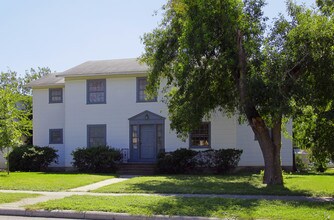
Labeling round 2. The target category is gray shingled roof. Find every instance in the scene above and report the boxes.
[26,58,148,88]
[25,73,65,88]
[57,58,148,77]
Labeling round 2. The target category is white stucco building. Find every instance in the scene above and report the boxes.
[26,58,293,170]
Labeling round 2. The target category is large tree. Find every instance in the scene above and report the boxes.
[141,0,334,185]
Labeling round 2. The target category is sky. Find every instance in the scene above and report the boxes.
[0,0,315,76]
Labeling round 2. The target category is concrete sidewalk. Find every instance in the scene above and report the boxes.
[1,189,333,202]
[0,176,333,220]
[69,176,134,192]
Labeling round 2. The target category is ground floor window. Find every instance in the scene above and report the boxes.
[131,125,139,149]
[87,124,106,147]
[49,129,63,144]
[189,122,210,148]
[157,124,164,153]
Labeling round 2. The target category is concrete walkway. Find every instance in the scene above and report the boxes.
[0,176,333,219]
[69,176,133,192]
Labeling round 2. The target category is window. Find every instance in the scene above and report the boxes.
[87,79,106,104]
[131,125,139,149]
[87,124,106,147]
[49,129,63,144]
[156,124,164,153]
[49,88,63,103]
[136,77,157,102]
[189,122,210,148]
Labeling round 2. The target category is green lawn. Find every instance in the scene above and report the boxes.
[94,172,334,197]
[0,172,115,191]
[27,195,334,220]
[0,192,40,204]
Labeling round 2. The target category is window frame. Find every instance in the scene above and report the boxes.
[189,122,211,149]
[86,79,106,104]
[49,88,63,104]
[136,77,157,103]
[87,124,107,147]
[49,129,63,144]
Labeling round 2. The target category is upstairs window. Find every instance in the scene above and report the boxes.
[87,124,106,147]
[49,88,63,103]
[49,129,63,144]
[189,122,210,148]
[136,77,157,102]
[87,79,106,104]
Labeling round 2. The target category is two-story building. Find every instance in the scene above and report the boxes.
[27,58,293,170]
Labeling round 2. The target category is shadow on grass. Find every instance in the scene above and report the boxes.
[48,195,334,218]
[31,172,117,177]
[146,196,334,218]
[0,171,116,179]
[116,174,312,196]
[290,171,334,176]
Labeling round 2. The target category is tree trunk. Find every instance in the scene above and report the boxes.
[236,30,283,185]
[251,117,283,185]
[6,147,10,175]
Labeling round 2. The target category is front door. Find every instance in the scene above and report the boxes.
[140,125,155,161]
[129,111,165,163]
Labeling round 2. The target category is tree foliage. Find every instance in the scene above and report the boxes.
[294,105,334,172]
[141,0,334,185]
[0,68,50,174]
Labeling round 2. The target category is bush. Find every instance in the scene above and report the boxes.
[157,148,197,174]
[215,149,243,173]
[295,155,309,172]
[157,148,243,174]
[190,150,216,169]
[9,145,58,171]
[71,146,121,173]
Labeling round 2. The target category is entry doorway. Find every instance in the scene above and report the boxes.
[129,111,165,162]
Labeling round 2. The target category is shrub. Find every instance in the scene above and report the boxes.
[191,150,216,169]
[9,145,58,171]
[71,146,121,173]
[157,148,243,174]
[295,155,309,172]
[157,152,175,174]
[215,149,243,173]
[157,148,197,174]
[171,148,197,173]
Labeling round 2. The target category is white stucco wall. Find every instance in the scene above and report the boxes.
[236,121,293,166]
[0,152,5,169]
[32,75,293,168]
[32,88,65,167]
[63,77,188,167]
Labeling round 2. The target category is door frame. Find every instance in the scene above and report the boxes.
[128,111,165,163]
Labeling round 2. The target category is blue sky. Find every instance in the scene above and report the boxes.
[0,0,315,76]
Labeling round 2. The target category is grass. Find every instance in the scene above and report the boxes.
[0,172,115,191]
[26,195,334,219]
[94,170,334,197]
[0,192,40,204]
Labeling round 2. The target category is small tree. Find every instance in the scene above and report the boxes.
[0,73,32,174]
[294,105,334,172]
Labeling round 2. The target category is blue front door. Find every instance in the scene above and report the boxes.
[140,125,156,161]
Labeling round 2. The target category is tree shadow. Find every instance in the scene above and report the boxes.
[145,196,334,218]
[121,174,312,196]
[33,172,116,177]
